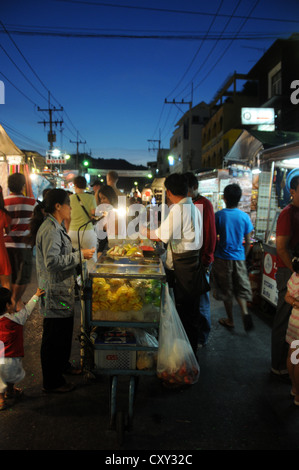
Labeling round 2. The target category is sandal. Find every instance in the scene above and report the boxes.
[218,318,234,329]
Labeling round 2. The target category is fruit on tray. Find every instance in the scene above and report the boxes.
[92,277,143,312]
[107,244,143,258]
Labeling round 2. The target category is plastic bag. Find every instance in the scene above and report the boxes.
[157,284,200,386]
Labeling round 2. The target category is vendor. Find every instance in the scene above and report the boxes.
[140,173,202,354]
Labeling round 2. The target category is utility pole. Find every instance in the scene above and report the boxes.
[37,92,63,150]
[148,134,162,174]
[165,98,193,171]
[147,138,161,153]
[70,131,86,172]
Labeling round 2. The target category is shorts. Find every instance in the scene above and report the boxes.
[211,257,252,302]
[7,248,33,285]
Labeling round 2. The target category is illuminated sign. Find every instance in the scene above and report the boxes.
[241,108,275,125]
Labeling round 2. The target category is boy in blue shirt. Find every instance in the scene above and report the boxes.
[211,183,254,331]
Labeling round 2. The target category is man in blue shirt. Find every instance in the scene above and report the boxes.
[211,183,254,331]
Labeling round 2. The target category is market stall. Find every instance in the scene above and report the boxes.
[0,124,35,197]
[196,165,253,217]
[255,141,299,308]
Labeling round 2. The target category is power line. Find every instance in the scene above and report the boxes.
[0,43,49,104]
[0,19,88,149]
[191,0,261,98]
[0,29,287,40]
[166,0,225,100]
[0,69,37,106]
[174,0,243,101]
[55,0,299,24]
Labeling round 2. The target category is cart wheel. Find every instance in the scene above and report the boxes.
[116,410,125,446]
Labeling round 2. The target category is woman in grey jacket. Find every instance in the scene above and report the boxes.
[32,189,95,393]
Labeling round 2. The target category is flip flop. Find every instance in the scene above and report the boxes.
[218,318,234,329]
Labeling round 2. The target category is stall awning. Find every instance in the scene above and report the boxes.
[0,124,25,160]
[224,129,299,166]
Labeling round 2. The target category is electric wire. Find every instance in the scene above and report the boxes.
[55,0,299,25]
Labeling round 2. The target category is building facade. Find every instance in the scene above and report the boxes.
[247,35,299,132]
[168,101,210,173]
[201,73,259,169]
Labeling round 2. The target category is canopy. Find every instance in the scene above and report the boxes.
[0,123,25,159]
[224,129,299,166]
[0,124,33,197]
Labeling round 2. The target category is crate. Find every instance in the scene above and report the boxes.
[94,349,136,369]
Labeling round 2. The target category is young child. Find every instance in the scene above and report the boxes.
[0,286,44,410]
[285,246,299,405]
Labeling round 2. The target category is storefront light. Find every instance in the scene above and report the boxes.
[52,149,60,157]
[168,155,174,166]
[282,158,299,166]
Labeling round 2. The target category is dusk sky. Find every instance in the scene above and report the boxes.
[1,0,299,166]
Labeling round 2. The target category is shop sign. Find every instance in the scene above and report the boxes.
[261,252,278,306]
[46,151,66,165]
[241,107,275,125]
[7,155,24,165]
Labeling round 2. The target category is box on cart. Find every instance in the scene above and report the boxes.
[94,329,137,370]
[94,349,136,369]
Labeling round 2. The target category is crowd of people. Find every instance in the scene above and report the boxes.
[0,168,299,410]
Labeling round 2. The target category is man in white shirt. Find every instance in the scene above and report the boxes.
[141,173,203,353]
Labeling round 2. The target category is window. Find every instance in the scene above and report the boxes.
[268,62,281,99]
[271,69,281,96]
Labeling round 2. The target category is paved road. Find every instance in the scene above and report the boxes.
[1,264,299,453]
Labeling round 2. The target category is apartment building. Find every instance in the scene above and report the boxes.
[201,73,259,169]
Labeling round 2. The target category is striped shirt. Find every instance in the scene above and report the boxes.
[4,194,37,248]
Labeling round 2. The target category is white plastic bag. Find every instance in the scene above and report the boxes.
[157,284,200,386]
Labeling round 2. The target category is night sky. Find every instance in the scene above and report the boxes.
[1,0,299,165]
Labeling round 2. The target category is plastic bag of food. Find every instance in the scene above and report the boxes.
[157,284,200,386]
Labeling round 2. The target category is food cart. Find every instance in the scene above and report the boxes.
[255,141,299,309]
[82,242,166,444]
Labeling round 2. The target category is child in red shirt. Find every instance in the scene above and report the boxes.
[0,286,44,410]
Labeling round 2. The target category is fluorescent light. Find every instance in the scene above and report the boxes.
[282,158,299,166]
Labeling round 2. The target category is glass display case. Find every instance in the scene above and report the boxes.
[82,252,166,375]
[89,255,166,324]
